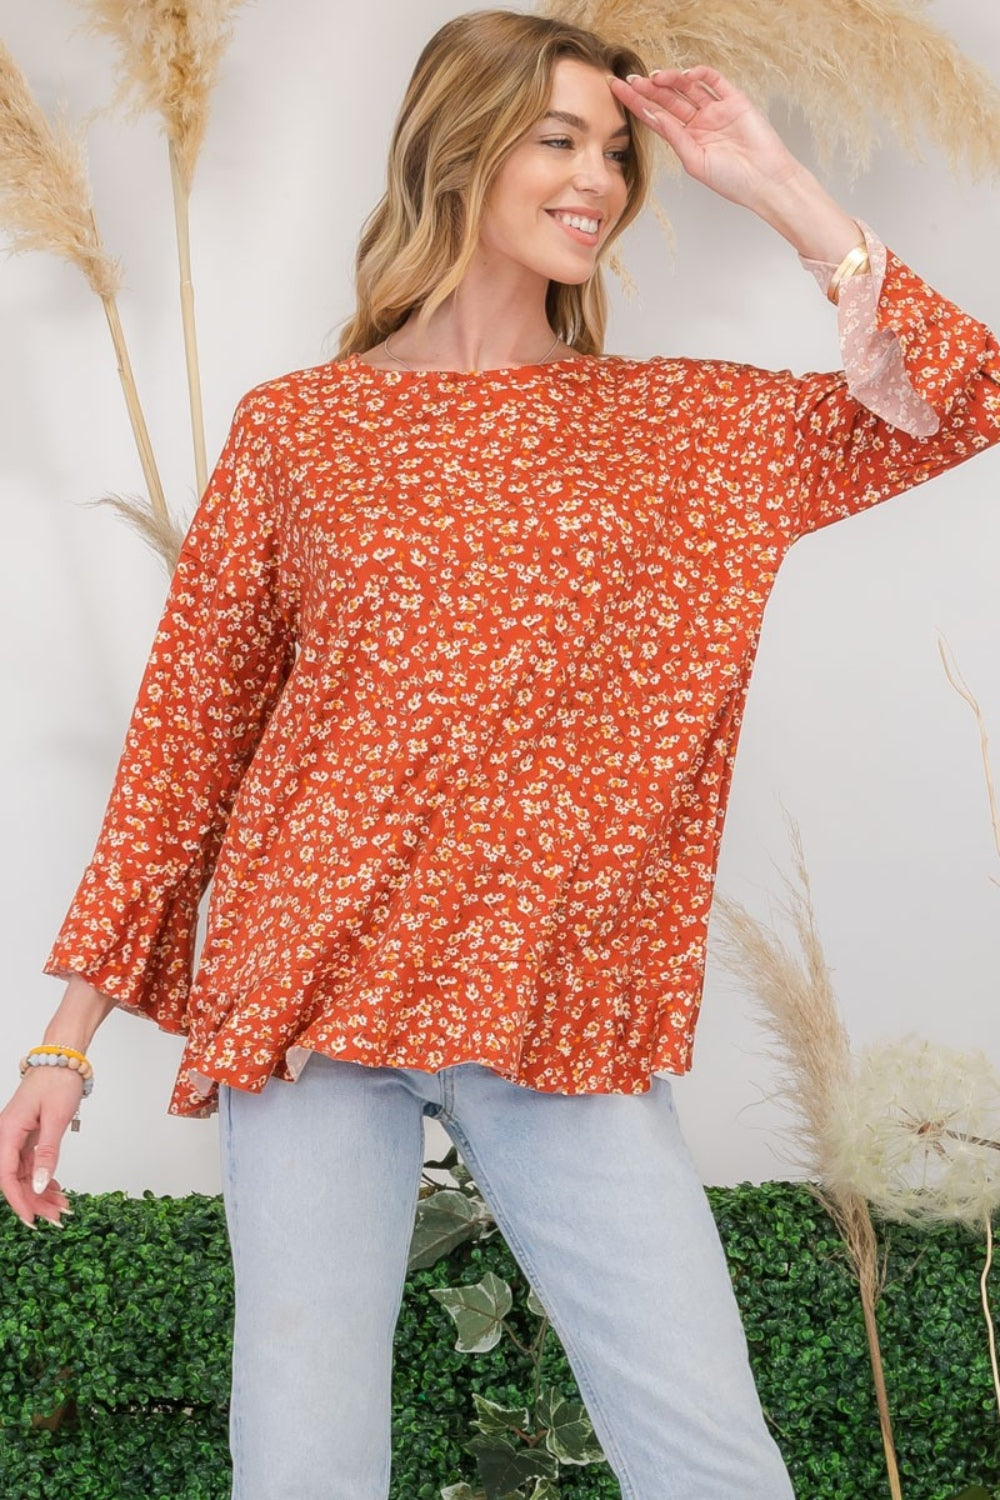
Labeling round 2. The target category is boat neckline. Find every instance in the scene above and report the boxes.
[340,351,615,381]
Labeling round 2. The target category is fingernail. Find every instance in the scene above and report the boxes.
[32,1169,50,1195]
[20,1215,37,1231]
[642,107,660,122]
[625,73,644,83]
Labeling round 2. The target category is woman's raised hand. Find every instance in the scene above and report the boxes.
[609,67,805,213]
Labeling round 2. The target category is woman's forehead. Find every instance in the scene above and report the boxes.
[543,59,631,133]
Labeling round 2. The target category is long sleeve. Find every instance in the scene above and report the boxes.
[781,221,1000,537]
[43,391,297,1029]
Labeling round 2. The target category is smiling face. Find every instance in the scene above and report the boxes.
[478,58,633,287]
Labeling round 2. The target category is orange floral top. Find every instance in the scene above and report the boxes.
[44,224,1000,1117]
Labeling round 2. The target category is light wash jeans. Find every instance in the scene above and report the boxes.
[218,1053,795,1499]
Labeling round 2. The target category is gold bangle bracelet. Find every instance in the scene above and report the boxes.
[827,244,871,305]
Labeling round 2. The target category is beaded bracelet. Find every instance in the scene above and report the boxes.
[19,1045,95,1132]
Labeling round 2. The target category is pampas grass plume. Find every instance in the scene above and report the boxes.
[541,0,1000,178]
[0,41,119,298]
[712,817,903,1494]
[0,38,172,557]
[76,1,247,497]
[712,820,852,1189]
[78,0,246,188]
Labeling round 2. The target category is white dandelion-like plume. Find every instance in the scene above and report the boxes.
[827,1037,1000,1229]
[828,1036,1000,1418]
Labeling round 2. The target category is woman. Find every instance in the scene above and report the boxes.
[3,9,998,1498]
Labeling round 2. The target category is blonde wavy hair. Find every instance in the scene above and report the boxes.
[336,9,653,359]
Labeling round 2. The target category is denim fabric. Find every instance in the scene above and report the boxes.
[219,1054,795,1499]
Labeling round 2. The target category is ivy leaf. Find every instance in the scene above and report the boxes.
[439,1484,483,1500]
[429,1272,513,1352]
[464,1433,559,1498]
[535,1388,605,1465]
[525,1285,548,1319]
[525,1482,562,1500]
[409,1189,491,1271]
[424,1147,461,1172]
[470,1392,532,1438]
[423,1145,478,1191]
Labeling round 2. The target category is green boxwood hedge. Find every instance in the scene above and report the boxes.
[0,1183,996,1498]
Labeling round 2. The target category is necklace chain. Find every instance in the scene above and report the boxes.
[382,330,562,374]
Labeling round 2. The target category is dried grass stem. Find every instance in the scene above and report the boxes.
[169,140,207,493]
[99,289,168,522]
[713,819,903,1497]
[828,1191,902,1500]
[938,636,1000,864]
[983,1218,1000,1420]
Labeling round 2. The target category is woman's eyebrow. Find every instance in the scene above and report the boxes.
[540,109,631,140]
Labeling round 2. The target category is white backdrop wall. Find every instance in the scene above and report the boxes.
[2,0,998,1195]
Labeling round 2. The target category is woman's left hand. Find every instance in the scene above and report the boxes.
[609,67,804,213]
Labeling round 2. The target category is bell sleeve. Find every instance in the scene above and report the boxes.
[778,220,1000,537]
[42,390,297,1031]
